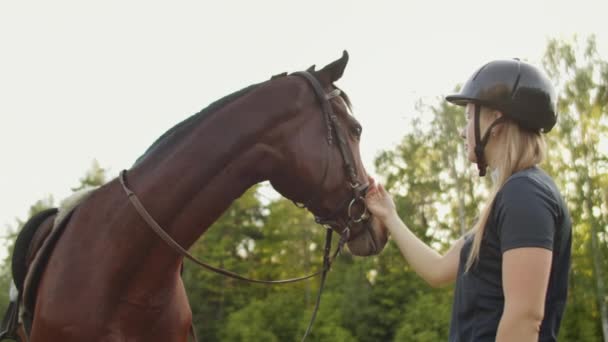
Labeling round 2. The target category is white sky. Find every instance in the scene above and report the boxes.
[1,0,607,244]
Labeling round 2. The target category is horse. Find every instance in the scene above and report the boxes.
[2,51,388,341]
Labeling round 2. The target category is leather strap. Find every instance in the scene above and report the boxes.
[119,170,346,285]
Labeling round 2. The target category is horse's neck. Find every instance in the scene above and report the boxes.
[127,85,292,261]
[157,143,271,246]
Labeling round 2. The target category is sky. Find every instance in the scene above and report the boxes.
[1,0,607,248]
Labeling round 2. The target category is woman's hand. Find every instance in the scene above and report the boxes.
[365,177,397,223]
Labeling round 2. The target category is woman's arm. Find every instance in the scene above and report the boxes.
[383,214,463,287]
[496,247,552,341]
[366,181,464,287]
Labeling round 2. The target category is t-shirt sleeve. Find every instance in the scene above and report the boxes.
[495,177,557,253]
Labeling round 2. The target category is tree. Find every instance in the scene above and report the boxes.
[542,35,608,341]
[72,159,106,191]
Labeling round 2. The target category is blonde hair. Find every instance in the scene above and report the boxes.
[465,108,546,271]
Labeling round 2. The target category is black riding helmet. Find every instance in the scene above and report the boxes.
[446,59,557,176]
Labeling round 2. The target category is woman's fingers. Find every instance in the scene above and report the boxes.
[366,183,379,196]
[379,183,387,195]
[366,184,387,210]
[367,175,375,186]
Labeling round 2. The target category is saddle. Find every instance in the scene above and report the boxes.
[0,206,76,341]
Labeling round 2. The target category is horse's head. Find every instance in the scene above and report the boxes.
[266,51,388,256]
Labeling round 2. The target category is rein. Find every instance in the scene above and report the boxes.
[118,170,348,285]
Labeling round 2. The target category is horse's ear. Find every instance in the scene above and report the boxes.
[318,50,349,83]
[306,64,316,72]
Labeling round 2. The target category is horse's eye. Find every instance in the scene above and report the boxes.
[353,125,362,138]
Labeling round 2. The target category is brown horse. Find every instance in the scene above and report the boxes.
[7,51,388,341]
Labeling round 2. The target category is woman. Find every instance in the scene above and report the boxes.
[365,59,572,341]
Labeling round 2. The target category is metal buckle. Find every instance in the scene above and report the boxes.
[347,196,369,223]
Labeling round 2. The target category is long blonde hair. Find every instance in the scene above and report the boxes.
[465,108,546,271]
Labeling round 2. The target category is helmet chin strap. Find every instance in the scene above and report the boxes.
[473,104,508,177]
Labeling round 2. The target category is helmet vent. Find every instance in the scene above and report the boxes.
[473,62,490,81]
[510,59,522,99]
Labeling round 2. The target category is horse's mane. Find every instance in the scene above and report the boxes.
[133,75,354,166]
[134,82,263,165]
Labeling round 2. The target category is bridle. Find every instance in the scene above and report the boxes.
[290,71,371,236]
[118,71,372,341]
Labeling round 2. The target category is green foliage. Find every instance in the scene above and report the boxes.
[393,288,452,342]
[219,297,293,342]
[72,159,107,191]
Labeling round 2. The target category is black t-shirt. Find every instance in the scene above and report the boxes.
[449,167,572,341]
